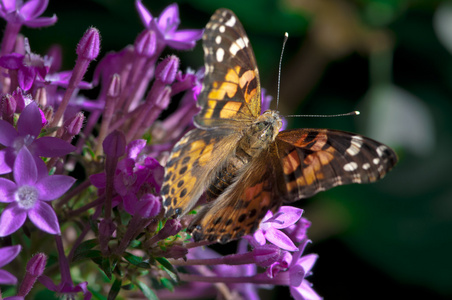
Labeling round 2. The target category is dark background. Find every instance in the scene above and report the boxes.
[19,0,452,299]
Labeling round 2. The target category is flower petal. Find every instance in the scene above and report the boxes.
[17,66,36,91]
[35,175,75,201]
[14,148,37,185]
[166,39,197,50]
[135,0,153,27]
[265,227,298,251]
[157,3,179,33]
[272,206,303,229]
[297,254,319,274]
[20,0,49,20]
[0,203,27,237]
[0,245,21,267]
[28,201,60,234]
[17,102,42,137]
[0,177,16,203]
[0,269,18,285]
[172,29,203,42]
[0,120,19,147]
[0,53,24,70]
[253,229,266,246]
[24,15,57,28]
[31,136,76,157]
[0,148,15,174]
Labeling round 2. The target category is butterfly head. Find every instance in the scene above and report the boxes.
[250,110,282,143]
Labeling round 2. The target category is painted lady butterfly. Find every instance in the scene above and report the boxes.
[161,8,397,243]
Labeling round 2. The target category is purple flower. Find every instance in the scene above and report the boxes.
[0,0,57,27]
[0,147,75,236]
[285,217,311,244]
[288,253,321,300]
[135,1,203,50]
[0,49,51,90]
[252,206,303,251]
[273,241,321,300]
[39,275,92,300]
[0,244,21,285]
[90,139,164,214]
[0,102,76,174]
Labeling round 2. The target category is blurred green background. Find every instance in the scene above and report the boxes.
[19,0,452,299]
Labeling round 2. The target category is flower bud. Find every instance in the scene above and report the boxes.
[77,27,101,60]
[155,55,179,84]
[135,29,157,58]
[26,253,47,277]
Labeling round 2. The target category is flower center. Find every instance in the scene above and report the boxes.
[13,134,35,152]
[15,185,39,209]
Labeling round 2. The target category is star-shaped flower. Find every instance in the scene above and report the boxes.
[252,206,303,251]
[0,0,57,27]
[0,147,75,236]
[0,102,76,174]
[135,1,203,50]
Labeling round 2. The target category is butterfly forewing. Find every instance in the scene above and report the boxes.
[162,128,241,217]
[195,9,261,129]
[276,129,398,201]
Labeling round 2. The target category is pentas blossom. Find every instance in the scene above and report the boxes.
[90,139,164,215]
[0,245,21,285]
[0,147,75,236]
[136,0,203,51]
[0,39,51,90]
[252,206,304,251]
[0,0,57,27]
[0,102,75,174]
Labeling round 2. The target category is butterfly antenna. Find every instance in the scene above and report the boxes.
[276,32,289,110]
[286,111,361,118]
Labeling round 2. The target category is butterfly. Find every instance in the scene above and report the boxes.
[161,8,398,244]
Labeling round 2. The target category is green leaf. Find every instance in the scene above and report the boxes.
[123,252,143,266]
[73,244,102,262]
[102,258,112,280]
[107,278,122,300]
[137,280,159,300]
[160,278,174,292]
[156,257,179,282]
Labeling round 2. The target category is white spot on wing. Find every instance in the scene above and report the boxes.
[346,135,363,156]
[376,145,387,157]
[216,48,225,62]
[229,38,247,55]
[225,16,236,27]
[343,162,358,172]
[219,25,225,33]
[373,158,380,165]
[215,36,222,44]
[362,163,371,170]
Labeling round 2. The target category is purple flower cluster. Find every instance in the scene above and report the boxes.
[0,1,321,299]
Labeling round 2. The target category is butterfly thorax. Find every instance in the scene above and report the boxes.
[206,110,282,200]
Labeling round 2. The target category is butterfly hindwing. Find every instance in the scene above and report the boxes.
[195,9,261,129]
[275,128,398,201]
[188,149,284,243]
